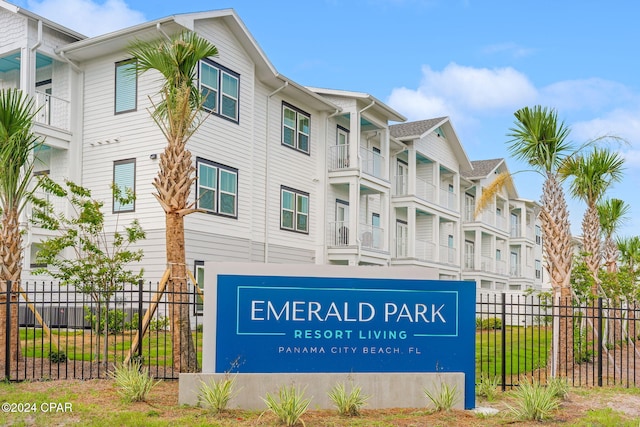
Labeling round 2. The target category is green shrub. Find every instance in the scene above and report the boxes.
[328,381,370,416]
[48,350,67,364]
[424,382,459,412]
[84,306,127,334]
[476,374,499,401]
[150,316,169,331]
[476,317,502,330]
[508,378,559,421]
[262,385,311,426]
[124,313,140,331]
[109,361,160,403]
[198,376,239,414]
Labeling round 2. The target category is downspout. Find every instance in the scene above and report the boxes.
[264,81,289,263]
[31,20,43,51]
[355,100,375,264]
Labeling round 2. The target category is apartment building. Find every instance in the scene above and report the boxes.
[0,1,543,291]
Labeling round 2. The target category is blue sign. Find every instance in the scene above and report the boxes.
[206,271,476,409]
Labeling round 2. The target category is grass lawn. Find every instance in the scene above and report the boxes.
[0,379,639,426]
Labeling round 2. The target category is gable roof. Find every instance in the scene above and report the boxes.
[462,159,504,179]
[389,117,447,140]
[56,9,338,112]
[307,87,406,123]
[0,0,86,40]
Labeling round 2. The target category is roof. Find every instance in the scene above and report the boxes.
[307,86,406,122]
[55,9,338,112]
[0,0,86,40]
[461,158,504,179]
[389,117,447,139]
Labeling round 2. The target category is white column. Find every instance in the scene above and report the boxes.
[348,179,359,246]
[408,206,416,258]
[349,111,359,171]
[381,193,389,252]
[408,146,417,196]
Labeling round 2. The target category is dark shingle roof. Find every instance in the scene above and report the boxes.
[461,159,504,179]
[389,117,447,139]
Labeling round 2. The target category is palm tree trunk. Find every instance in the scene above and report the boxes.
[0,208,23,369]
[581,204,602,295]
[166,211,197,372]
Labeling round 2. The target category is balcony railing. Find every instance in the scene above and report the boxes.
[396,236,408,258]
[328,221,350,247]
[496,259,507,275]
[439,244,456,264]
[439,187,457,210]
[34,91,70,132]
[464,254,474,270]
[416,177,435,202]
[395,175,408,196]
[328,144,350,170]
[360,223,384,250]
[360,147,384,178]
[416,239,436,261]
[481,256,493,272]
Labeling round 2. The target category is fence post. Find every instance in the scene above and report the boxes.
[4,280,12,380]
[137,279,143,361]
[597,297,603,387]
[501,292,506,391]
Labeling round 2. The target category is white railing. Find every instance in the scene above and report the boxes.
[396,236,408,258]
[439,244,456,264]
[464,254,474,270]
[415,176,436,202]
[416,239,436,261]
[439,187,457,210]
[34,90,70,132]
[496,215,507,231]
[328,144,350,170]
[360,223,384,250]
[394,175,408,196]
[464,203,475,222]
[509,264,521,277]
[496,260,507,275]
[481,256,493,272]
[360,147,384,178]
[327,221,350,247]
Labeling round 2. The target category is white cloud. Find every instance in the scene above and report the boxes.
[387,62,537,122]
[482,42,535,58]
[25,0,145,36]
[541,79,634,113]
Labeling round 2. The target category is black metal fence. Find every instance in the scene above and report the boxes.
[2,282,639,388]
[1,280,202,381]
[477,292,640,389]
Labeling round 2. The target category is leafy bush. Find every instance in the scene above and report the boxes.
[124,313,139,331]
[48,350,67,364]
[262,385,311,426]
[198,376,239,414]
[150,316,169,331]
[424,382,459,412]
[328,381,370,416]
[508,378,559,421]
[109,361,160,403]
[476,317,502,330]
[84,306,127,334]
[476,374,499,401]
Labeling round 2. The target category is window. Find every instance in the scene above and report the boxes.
[196,158,238,217]
[199,59,240,122]
[282,102,310,154]
[30,243,46,268]
[535,259,542,279]
[113,159,135,213]
[281,186,309,233]
[115,59,137,114]
[193,261,204,315]
[535,225,542,245]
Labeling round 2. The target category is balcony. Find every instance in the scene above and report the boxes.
[439,245,456,264]
[328,221,350,247]
[360,147,384,179]
[416,239,436,261]
[439,187,457,211]
[328,144,350,170]
[360,223,384,250]
[34,91,71,132]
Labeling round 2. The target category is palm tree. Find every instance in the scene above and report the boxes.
[560,148,624,293]
[0,88,44,365]
[617,236,640,277]
[597,198,629,273]
[506,105,574,376]
[507,106,574,297]
[128,32,218,372]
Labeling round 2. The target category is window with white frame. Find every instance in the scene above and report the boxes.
[115,59,137,114]
[281,186,309,233]
[196,158,238,217]
[535,225,542,245]
[199,59,240,122]
[282,102,310,154]
[113,159,135,213]
[535,259,542,279]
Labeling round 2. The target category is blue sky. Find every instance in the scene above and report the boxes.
[12,0,640,237]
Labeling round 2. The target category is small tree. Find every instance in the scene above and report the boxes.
[32,178,145,365]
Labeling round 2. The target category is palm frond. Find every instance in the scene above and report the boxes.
[474,171,511,218]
